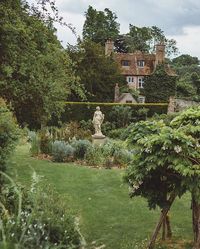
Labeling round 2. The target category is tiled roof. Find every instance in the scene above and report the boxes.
[114,52,176,76]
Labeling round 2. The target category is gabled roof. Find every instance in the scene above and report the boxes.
[114,52,176,76]
[117,93,137,103]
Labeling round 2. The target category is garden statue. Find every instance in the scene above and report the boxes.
[92,106,105,138]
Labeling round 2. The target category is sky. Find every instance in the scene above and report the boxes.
[28,0,200,59]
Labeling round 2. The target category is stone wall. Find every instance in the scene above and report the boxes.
[175,98,199,111]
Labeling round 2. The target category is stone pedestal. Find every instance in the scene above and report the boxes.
[92,134,106,146]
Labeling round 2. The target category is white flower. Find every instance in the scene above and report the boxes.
[174,145,182,153]
[144,148,151,153]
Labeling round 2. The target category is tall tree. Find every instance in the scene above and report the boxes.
[82,6,120,45]
[115,25,178,56]
[67,40,125,102]
[0,0,85,128]
[172,54,199,67]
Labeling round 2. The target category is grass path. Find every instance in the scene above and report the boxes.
[8,144,193,249]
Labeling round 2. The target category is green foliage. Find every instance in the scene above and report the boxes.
[61,102,168,127]
[0,0,85,128]
[0,98,19,173]
[52,141,74,162]
[0,173,85,249]
[48,122,92,142]
[67,40,125,102]
[144,64,177,102]
[115,25,178,56]
[176,75,197,98]
[71,139,92,159]
[109,106,133,128]
[125,107,200,212]
[84,145,106,166]
[170,106,200,140]
[172,54,199,67]
[30,132,40,156]
[125,121,199,209]
[84,140,132,168]
[39,129,52,154]
[171,59,200,101]
[82,6,120,45]
[108,128,125,139]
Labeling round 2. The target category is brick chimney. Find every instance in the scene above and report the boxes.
[114,83,120,102]
[105,39,114,56]
[155,43,165,65]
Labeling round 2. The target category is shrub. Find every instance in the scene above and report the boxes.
[71,139,92,159]
[101,121,116,135]
[113,149,133,167]
[0,98,18,173]
[109,106,133,128]
[39,129,52,154]
[85,146,106,166]
[108,128,125,139]
[52,141,74,162]
[30,132,40,156]
[0,172,85,249]
[27,130,37,142]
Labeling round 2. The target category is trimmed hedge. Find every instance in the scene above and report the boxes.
[60,102,168,123]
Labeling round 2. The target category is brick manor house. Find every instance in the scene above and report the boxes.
[105,39,176,103]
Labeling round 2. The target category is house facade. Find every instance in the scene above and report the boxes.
[105,40,176,103]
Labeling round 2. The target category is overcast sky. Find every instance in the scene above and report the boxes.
[28,0,200,59]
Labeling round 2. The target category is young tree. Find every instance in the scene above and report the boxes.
[82,6,120,45]
[125,107,200,248]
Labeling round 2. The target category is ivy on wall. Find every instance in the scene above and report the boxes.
[143,64,177,103]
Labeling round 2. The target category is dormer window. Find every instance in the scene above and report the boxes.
[121,60,130,66]
[137,60,145,67]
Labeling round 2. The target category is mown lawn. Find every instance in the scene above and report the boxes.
[8,143,193,249]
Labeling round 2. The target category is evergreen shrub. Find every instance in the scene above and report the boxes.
[0,98,18,173]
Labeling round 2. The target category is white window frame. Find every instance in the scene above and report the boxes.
[137,60,145,67]
[138,77,144,88]
[126,76,134,83]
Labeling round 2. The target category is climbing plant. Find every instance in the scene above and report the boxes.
[143,64,177,103]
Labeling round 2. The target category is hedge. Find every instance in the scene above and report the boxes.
[59,102,168,123]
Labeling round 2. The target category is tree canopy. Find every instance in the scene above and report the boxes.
[67,40,125,102]
[82,6,120,46]
[0,0,85,128]
[172,54,199,67]
[114,25,178,56]
[125,106,200,248]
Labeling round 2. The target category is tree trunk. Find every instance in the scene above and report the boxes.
[148,193,176,249]
[162,215,166,241]
[166,214,172,239]
[192,197,200,249]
